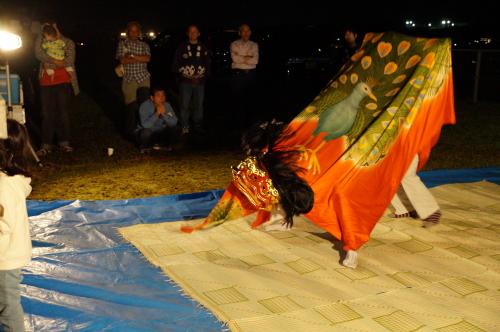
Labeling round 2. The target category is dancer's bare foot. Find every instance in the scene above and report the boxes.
[342,250,358,269]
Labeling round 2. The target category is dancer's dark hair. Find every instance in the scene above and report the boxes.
[242,120,314,227]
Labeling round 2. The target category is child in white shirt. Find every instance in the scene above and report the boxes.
[0,120,35,331]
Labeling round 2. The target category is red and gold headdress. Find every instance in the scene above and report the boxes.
[232,156,280,210]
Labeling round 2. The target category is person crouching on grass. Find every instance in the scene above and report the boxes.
[136,87,178,154]
[0,120,35,332]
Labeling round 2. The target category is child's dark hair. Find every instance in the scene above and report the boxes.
[42,24,58,37]
[241,120,314,227]
[0,120,35,177]
[150,87,166,96]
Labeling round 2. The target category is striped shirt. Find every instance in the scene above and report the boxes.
[116,39,151,83]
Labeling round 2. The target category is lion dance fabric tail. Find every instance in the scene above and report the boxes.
[181,31,455,251]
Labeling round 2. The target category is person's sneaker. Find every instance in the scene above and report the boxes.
[36,148,52,157]
[151,144,173,152]
[182,127,190,135]
[422,210,442,228]
[60,145,74,153]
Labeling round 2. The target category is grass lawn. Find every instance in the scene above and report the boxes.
[29,93,500,200]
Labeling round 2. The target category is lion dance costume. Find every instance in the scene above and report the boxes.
[181,31,455,251]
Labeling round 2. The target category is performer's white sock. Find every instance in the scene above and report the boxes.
[342,250,358,269]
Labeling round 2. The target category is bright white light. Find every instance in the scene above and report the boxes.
[318,48,322,52]
[447,20,450,24]
[442,20,446,25]
[0,31,22,51]
[148,32,155,37]
[120,32,126,37]
[451,23,455,26]
[428,23,432,27]
[454,43,457,46]
[412,23,415,27]
[79,42,84,46]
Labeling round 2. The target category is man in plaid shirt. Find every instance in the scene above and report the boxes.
[116,21,151,132]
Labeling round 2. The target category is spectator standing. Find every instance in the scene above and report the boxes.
[116,21,151,134]
[230,24,259,129]
[34,22,79,157]
[172,25,211,135]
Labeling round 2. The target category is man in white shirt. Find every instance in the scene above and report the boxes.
[230,24,259,130]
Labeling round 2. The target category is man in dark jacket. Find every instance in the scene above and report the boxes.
[172,25,211,135]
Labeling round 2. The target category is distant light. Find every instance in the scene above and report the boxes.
[453,43,457,46]
[412,23,415,27]
[441,20,446,25]
[148,31,156,38]
[447,20,450,24]
[79,42,84,46]
[337,37,340,41]
[120,32,126,38]
[451,23,455,26]
[428,23,432,27]
[0,30,22,51]
[287,69,290,74]
[318,48,322,52]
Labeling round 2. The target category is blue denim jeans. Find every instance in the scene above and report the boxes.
[0,269,24,332]
[179,82,205,130]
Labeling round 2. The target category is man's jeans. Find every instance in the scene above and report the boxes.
[0,269,24,332]
[179,82,204,130]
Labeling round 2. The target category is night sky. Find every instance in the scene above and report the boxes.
[1,0,498,35]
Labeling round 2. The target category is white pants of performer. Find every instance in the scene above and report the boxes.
[390,155,439,219]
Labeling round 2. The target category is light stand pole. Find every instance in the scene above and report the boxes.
[4,56,13,117]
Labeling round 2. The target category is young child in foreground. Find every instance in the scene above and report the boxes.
[0,120,35,331]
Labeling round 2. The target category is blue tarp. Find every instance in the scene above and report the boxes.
[23,168,499,331]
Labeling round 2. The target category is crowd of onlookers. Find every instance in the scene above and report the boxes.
[29,20,359,155]
[116,22,262,153]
